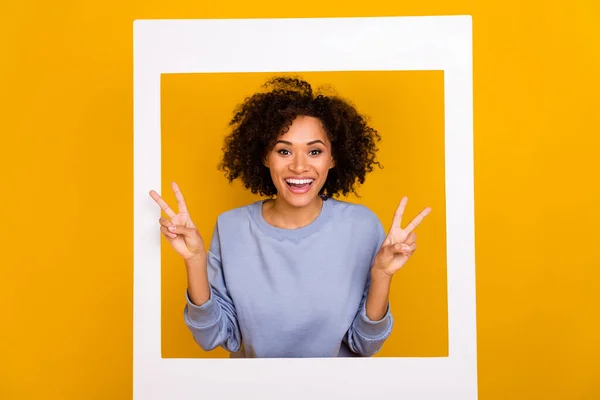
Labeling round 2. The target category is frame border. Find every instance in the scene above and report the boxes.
[133,16,476,400]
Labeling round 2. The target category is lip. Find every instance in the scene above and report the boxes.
[283,176,315,195]
[284,176,316,180]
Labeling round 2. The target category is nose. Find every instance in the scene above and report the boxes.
[289,153,309,173]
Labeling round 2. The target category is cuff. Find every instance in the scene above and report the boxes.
[184,288,221,328]
[355,303,392,339]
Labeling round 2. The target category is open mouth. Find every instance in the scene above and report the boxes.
[285,178,315,193]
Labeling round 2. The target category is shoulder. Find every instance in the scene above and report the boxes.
[208,201,259,247]
[215,200,259,227]
[326,198,386,255]
[326,198,384,231]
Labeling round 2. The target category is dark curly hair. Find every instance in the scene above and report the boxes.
[218,76,383,199]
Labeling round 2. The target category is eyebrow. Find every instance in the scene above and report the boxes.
[275,140,325,146]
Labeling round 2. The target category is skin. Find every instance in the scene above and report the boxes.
[261,115,335,229]
[148,115,432,326]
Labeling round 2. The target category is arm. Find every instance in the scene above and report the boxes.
[365,271,393,321]
[344,223,394,357]
[344,273,394,357]
[149,184,242,353]
[183,224,242,353]
[365,218,398,320]
[346,196,430,356]
[184,254,210,305]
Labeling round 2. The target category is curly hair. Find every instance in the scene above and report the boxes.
[218,76,383,198]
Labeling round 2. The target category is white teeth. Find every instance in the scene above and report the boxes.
[286,178,314,185]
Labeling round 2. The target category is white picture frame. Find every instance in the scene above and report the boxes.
[133,16,476,400]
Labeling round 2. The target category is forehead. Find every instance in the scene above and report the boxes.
[278,116,329,144]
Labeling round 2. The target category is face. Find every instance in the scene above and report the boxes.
[264,115,335,208]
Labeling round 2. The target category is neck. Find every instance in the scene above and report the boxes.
[263,196,324,229]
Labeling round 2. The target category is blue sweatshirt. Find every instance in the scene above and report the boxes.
[183,197,393,358]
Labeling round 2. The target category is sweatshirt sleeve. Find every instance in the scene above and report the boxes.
[183,222,242,353]
[343,219,393,356]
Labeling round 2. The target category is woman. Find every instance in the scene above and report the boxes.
[149,77,431,358]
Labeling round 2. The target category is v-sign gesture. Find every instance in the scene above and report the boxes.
[149,182,206,261]
[372,197,432,278]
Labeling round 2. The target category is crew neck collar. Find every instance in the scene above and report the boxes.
[251,197,333,240]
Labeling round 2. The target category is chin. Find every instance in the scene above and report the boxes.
[286,195,318,208]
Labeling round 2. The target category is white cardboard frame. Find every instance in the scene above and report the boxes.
[133,16,476,400]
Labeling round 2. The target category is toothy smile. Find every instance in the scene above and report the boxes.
[284,178,315,194]
[285,178,315,185]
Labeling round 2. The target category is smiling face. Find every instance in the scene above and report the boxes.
[264,115,335,208]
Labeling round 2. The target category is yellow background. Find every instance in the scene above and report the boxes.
[1,1,599,399]
[160,71,447,358]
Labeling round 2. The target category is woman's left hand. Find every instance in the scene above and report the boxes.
[372,196,432,278]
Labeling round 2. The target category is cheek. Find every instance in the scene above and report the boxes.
[266,160,284,181]
[265,153,280,170]
[317,157,334,173]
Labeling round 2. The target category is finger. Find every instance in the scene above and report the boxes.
[149,190,176,219]
[160,225,177,239]
[404,232,417,245]
[382,234,394,246]
[396,242,416,254]
[392,196,409,227]
[385,243,410,256]
[379,243,397,259]
[403,207,432,235]
[168,224,197,238]
[171,182,189,214]
[159,217,173,228]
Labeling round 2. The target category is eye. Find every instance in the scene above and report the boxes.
[277,149,290,156]
[309,149,322,156]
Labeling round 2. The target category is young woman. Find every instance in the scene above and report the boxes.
[149,77,431,358]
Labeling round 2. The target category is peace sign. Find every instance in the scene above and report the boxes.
[149,182,205,261]
[372,197,432,278]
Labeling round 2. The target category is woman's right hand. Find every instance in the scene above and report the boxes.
[149,182,206,261]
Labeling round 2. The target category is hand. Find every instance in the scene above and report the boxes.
[149,182,206,261]
[372,197,432,278]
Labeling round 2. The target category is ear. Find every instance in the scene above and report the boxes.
[329,156,335,169]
